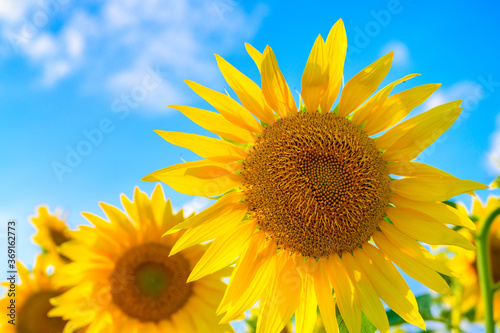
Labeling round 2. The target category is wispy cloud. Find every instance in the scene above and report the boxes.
[175,197,211,217]
[380,41,409,67]
[423,80,484,111]
[0,0,268,111]
[421,79,500,175]
[486,114,500,175]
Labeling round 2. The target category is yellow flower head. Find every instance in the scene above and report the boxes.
[452,196,500,323]
[31,206,72,264]
[143,19,487,333]
[0,255,71,333]
[49,185,233,333]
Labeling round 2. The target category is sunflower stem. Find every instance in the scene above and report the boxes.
[450,278,463,333]
[476,206,500,333]
[494,281,500,293]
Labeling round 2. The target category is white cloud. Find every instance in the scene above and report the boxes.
[380,41,409,67]
[423,80,484,111]
[0,1,29,23]
[0,0,268,112]
[421,80,498,175]
[63,28,84,58]
[486,114,500,174]
[24,33,58,60]
[41,60,70,86]
[175,197,211,217]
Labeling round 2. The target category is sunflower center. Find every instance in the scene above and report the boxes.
[110,243,192,322]
[17,291,67,333]
[135,262,172,297]
[242,112,391,257]
[49,227,70,246]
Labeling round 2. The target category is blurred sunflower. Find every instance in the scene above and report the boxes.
[31,206,73,264]
[49,185,233,333]
[143,19,487,333]
[452,196,500,323]
[0,255,75,333]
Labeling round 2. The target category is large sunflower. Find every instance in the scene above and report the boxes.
[49,185,233,333]
[452,196,500,323]
[0,255,74,333]
[31,206,73,264]
[143,20,487,332]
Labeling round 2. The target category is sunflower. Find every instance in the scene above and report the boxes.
[143,19,487,333]
[31,206,73,264]
[0,255,74,333]
[451,196,500,323]
[49,185,233,333]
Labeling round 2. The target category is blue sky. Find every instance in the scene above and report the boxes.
[1,0,499,329]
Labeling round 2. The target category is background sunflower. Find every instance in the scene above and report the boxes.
[31,206,73,265]
[0,255,76,333]
[451,196,500,324]
[49,185,233,333]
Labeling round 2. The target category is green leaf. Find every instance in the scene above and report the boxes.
[337,312,376,333]
[245,315,258,333]
[331,103,339,114]
[386,294,434,325]
[442,200,457,209]
[416,294,433,319]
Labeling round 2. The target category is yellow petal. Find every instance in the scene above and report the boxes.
[216,54,275,124]
[390,193,475,229]
[169,104,255,143]
[261,46,297,117]
[373,231,451,294]
[150,184,169,227]
[338,51,393,117]
[256,253,301,333]
[185,80,262,134]
[471,196,485,217]
[376,100,461,150]
[187,220,255,281]
[351,74,419,128]
[379,221,457,276]
[353,245,425,330]
[218,232,274,321]
[220,254,277,323]
[320,19,347,113]
[155,130,246,162]
[388,162,479,197]
[390,176,487,202]
[143,160,241,197]
[98,202,136,236]
[171,310,198,332]
[386,207,475,250]
[168,192,243,233]
[379,101,462,161]
[245,43,264,72]
[327,254,361,333]
[294,257,318,333]
[301,34,329,113]
[314,258,339,333]
[387,161,455,177]
[342,252,390,333]
[17,261,30,286]
[364,83,441,135]
[170,203,247,255]
[80,212,128,249]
